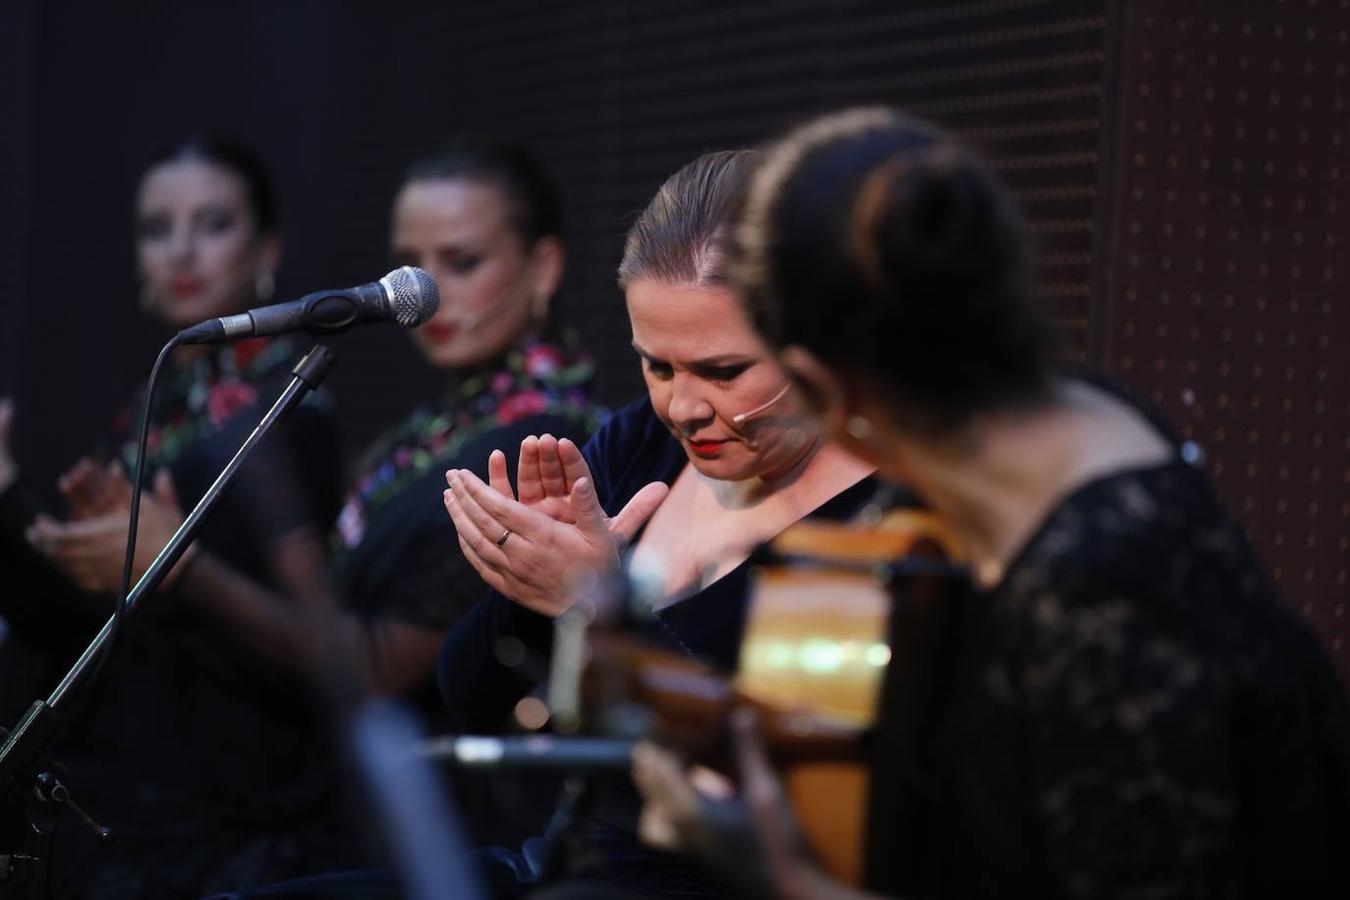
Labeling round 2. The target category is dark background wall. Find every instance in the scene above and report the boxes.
[1100,0,1350,671]
[1,0,1344,676]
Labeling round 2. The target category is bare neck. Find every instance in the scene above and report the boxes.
[636,439,874,603]
[885,381,1173,588]
[705,437,872,513]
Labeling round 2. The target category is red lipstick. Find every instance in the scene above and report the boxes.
[169,277,204,298]
[422,321,459,343]
[686,438,729,457]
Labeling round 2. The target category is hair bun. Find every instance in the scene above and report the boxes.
[875,151,1001,290]
[733,107,1054,433]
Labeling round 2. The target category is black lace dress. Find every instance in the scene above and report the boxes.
[865,459,1350,898]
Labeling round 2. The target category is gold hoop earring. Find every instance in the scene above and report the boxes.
[531,293,550,323]
[845,415,873,441]
[255,272,276,301]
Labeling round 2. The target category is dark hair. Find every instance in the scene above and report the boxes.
[403,136,563,247]
[617,149,757,289]
[730,107,1057,433]
[145,137,279,233]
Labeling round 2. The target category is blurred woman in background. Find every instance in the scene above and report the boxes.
[150,137,605,716]
[184,139,610,899]
[326,136,604,703]
[0,137,346,898]
[4,136,608,896]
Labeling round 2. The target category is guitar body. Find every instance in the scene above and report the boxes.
[735,509,966,884]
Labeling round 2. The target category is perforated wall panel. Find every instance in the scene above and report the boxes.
[5,0,1343,674]
[1102,0,1349,673]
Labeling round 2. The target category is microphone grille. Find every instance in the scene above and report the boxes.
[380,266,440,327]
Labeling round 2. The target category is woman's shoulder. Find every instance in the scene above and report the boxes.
[988,461,1337,696]
[583,396,666,456]
[1012,460,1220,583]
[582,396,686,506]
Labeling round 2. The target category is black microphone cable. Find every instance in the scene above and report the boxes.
[93,332,183,682]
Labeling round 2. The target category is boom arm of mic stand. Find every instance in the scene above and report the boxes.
[0,344,336,799]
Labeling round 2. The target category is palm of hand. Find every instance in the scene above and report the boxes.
[497,433,587,525]
[59,457,134,520]
[444,434,669,617]
[30,468,187,593]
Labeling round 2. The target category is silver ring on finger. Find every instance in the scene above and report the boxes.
[495,528,512,548]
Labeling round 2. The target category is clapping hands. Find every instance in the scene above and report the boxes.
[28,460,188,594]
[442,434,669,617]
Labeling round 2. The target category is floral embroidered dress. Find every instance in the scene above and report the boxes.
[110,337,302,471]
[330,335,604,642]
[110,335,284,464]
[102,335,343,591]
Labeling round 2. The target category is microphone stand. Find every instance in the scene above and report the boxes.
[0,344,336,898]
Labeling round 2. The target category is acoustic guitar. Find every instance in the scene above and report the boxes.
[569,507,965,884]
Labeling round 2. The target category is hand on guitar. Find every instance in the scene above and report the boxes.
[443,438,668,617]
[633,709,882,900]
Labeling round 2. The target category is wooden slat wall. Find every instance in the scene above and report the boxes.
[0,0,1110,484]
[436,0,1110,400]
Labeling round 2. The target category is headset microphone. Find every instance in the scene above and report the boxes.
[731,384,790,426]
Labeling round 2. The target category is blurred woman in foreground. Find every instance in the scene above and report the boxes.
[632,107,1350,899]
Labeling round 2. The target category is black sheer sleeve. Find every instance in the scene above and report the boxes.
[904,464,1350,898]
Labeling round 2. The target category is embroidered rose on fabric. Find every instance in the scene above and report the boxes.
[495,390,551,425]
[232,337,269,372]
[523,343,565,378]
[206,381,258,428]
[336,501,366,549]
[328,336,601,562]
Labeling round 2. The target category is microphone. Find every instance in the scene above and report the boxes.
[176,266,440,344]
[731,384,790,426]
[418,735,634,772]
